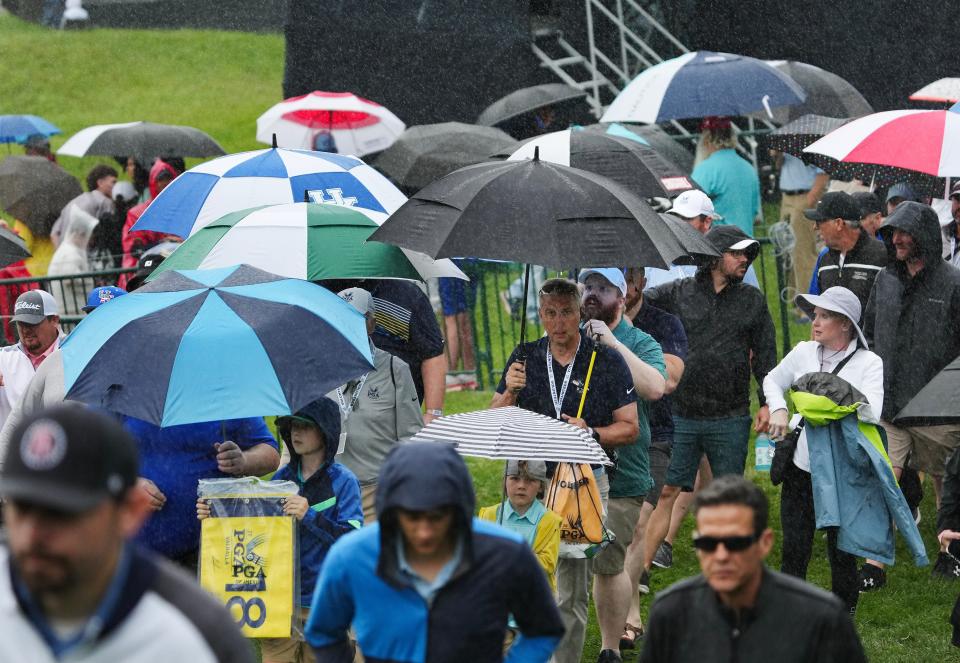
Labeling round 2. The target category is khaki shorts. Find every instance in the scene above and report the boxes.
[882,420,960,476]
[592,496,643,576]
[258,607,315,663]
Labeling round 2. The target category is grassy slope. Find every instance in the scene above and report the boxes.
[2,14,955,661]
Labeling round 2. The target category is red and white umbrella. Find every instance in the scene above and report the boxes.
[256,91,405,156]
[804,109,960,177]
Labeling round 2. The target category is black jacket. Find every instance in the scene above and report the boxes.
[640,569,867,663]
[646,270,777,418]
[816,229,887,312]
[863,202,960,420]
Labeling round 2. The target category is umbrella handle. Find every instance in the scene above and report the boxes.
[575,349,598,419]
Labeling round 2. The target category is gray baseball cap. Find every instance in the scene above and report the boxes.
[505,459,548,482]
[12,290,58,324]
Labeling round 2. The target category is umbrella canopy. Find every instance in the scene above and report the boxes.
[130,147,408,240]
[256,91,405,156]
[910,78,960,104]
[411,406,612,465]
[804,109,960,178]
[0,226,31,268]
[581,122,695,174]
[148,203,466,283]
[602,50,806,124]
[761,61,872,125]
[57,121,225,163]
[61,264,373,427]
[765,114,944,194]
[659,213,719,264]
[368,155,687,269]
[477,83,591,139]
[500,127,696,199]
[0,156,82,236]
[0,115,61,144]
[893,356,960,426]
[374,122,518,194]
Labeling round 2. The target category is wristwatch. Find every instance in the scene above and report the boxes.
[587,427,601,443]
[426,409,444,417]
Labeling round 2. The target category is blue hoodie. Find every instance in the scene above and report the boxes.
[305,442,564,663]
[274,397,363,607]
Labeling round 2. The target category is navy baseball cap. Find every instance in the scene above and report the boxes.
[804,191,861,223]
[83,285,127,313]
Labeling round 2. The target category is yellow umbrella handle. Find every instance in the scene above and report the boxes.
[575,348,598,419]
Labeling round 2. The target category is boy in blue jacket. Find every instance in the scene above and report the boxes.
[198,397,362,663]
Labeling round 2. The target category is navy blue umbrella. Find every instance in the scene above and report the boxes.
[61,264,373,427]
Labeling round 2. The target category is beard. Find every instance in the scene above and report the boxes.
[583,297,619,325]
[12,548,76,594]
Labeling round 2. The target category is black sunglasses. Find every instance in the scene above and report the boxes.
[692,534,758,553]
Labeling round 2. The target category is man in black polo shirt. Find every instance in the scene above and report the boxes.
[807,191,887,312]
[492,277,638,663]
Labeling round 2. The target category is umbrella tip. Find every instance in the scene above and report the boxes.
[272,133,278,149]
[303,189,310,203]
[533,145,540,161]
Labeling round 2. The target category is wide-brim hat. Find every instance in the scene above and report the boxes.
[795,286,868,349]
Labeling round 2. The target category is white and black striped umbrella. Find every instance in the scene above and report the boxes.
[411,406,612,465]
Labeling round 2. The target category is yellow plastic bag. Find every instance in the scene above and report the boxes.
[545,463,606,552]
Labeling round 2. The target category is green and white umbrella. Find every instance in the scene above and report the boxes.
[148,202,466,282]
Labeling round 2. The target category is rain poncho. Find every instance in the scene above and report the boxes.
[47,205,99,316]
[790,372,928,566]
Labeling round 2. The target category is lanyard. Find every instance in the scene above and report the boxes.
[335,372,370,419]
[546,338,580,419]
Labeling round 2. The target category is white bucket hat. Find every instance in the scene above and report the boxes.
[795,286,868,349]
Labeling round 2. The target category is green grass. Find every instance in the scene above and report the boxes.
[1,13,954,661]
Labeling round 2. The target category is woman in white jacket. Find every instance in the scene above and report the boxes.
[763,286,883,614]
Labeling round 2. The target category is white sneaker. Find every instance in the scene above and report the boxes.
[63,6,89,21]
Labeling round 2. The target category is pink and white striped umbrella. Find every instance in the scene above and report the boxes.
[804,109,960,177]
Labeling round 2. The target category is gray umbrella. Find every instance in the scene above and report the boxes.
[659,214,720,265]
[374,122,517,194]
[57,121,225,162]
[0,156,83,236]
[763,61,873,125]
[477,84,591,139]
[581,123,695,174]
[894,357,960,426]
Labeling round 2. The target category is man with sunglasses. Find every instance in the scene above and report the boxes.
[640,475,866,663]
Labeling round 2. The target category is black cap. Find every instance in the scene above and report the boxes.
[851,192,882,217]
[1,406,139,513]
[704,225,760,261]
[804,191,861,222]
[126,252,167,291]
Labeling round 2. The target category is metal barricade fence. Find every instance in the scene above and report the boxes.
[0,267,136,345]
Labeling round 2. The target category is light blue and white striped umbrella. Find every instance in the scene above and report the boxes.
[130,147,407,239]
[602,51,806,125]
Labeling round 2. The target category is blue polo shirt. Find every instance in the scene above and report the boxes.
[124,416,278,560]
[633,301,688,445]
[692,148,761,236]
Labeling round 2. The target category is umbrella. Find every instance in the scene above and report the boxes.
[0,226,31,268]
[601,50,806,124]
[760,61,873,125]
[0,156,82,236]
[910,78,960,104]
[368,154,687,269]
[499,127,697,199]
[764,114,944,194]
[256,91,405,156]
[0,115,61,144]
[659,213,719,264]
[893,356,960,426]
[61,264,374,427]
[147,202,467,283]
[374,122,517,194]
[476,83,591,139]
[129,147,408,240]
[581,122,695,174]
[57,121,225,163]
[804,109,960,178]
[410,406,612,465]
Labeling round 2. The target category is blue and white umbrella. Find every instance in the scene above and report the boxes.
[602,51,806,124]
[0,115,61,144]
[130,147,408,239]
[61,264,374,427]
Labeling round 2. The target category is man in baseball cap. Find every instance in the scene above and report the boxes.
[668,189,721,235]
[0,406,254,661]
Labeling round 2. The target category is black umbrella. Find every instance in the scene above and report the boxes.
[0,156,83,236]
[493,128,697,199]
[763,61,873,125]
[764,114,945,195]
[57,121,225,162]
[893,357,960,426]
[0,225,31,268]
[374,122,517,194]
[477,84,591,139]
[659,213,720,265]
[581,123,695,174]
